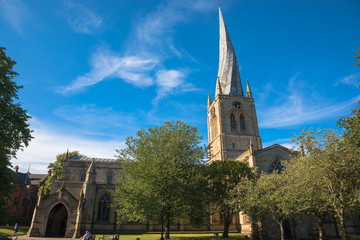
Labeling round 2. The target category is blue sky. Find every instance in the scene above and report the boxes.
[1,0,359,173]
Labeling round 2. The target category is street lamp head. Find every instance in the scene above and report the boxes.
[162,199,165,206]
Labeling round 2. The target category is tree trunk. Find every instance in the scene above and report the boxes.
[165,221,170,240]
[222,210,232,238]
[318,224,323,240]
[317,218,324,240]
[273,216,284,240]
[250,220,259,240]
[338,208,348,240]
[223,219,231,237]
[279,221,285,240]
[251,220,263,240]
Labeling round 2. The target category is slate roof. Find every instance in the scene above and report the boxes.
[29,174,48,186]
[69,156,116,162]
[10,171,30,185]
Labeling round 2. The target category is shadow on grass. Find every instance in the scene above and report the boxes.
[95,233,247,240]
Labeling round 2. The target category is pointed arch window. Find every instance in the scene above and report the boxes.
[269,158,283,173]
[107,175,112,184]
[240,115,246,131]
[97,194,111,222]
[230,113,236,130]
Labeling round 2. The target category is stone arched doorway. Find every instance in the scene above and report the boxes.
[45,203,68,237]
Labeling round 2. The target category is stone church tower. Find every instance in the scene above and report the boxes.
[208,8,262,163]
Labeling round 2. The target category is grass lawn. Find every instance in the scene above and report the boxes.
[93,233,247,240]
[0,226,29,237]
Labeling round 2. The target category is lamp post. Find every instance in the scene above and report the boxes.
[160,199,165,240]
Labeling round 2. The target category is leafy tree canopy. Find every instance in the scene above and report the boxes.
[114,121,208,239]
[0,47,32,218]
[39,150,83,196]
[208,159,254,237]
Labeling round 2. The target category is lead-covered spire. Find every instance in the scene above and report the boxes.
[216,7,244,96]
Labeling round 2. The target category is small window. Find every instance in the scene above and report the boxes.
[107,175,112,184]
[230,114,236,130]
[232,143,235,149]
[240,115,246,131]
[81,173,86,181]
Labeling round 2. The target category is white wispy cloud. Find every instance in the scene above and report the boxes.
[65,1,102,34]
[57,51,158,94]
[153,69,198,103]
[336,72,360,87]
[258,73,360,128]
[12,117,125,174]
[0,0,30,35]
[57,0,214,100]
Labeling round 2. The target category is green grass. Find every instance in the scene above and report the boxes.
[93,233,247,240]
[0,226,29,237]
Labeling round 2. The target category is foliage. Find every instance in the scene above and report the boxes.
[39,150,82,196]
[114,121,208,239]
[208,159,254,237]
[281,148,331,240]
[37,175,53,196]
[0,47,32,220]
[242,170,298,240]
[291,126,360,240]
[48,150,82,179]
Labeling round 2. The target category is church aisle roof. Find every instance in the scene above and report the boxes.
[216,7,244,96]
[69,156,117,162]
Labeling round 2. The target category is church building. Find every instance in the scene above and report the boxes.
[27,7,359,240]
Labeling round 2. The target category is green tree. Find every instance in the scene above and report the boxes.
[113,121,208,239]
[248,171,298,240]
[208,159,254,237]
[292,128,360,240]
[39,150,83,195]
[282,145,331,240]
[338,102,360,211]
[0,47,32,218]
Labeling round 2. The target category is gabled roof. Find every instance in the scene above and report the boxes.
[255,144,294,154]
[29,174,48,186]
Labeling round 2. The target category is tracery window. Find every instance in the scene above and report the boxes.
[269,158,283,173]
[240,115,246,131]
[97,194,111,222]
[230,113,236,130]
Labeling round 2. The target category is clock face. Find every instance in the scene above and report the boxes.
[232,101,243,111]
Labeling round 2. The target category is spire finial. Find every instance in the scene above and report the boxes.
[216,77,222,96]
[65,149,69,161]
[207,93,212,107]
[246,79,252,98]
